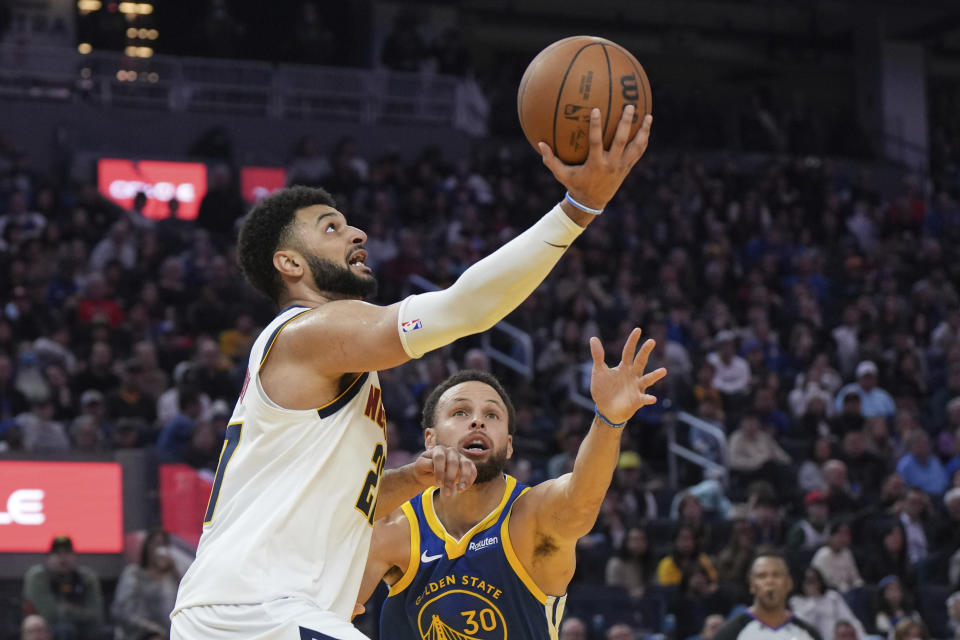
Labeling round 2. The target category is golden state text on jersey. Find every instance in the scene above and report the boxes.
[381,475,566,640]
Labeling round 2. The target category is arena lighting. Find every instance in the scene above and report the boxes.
[123,45,153,58]
[126,27,136,38]
[77,42,92,54]
[76,0,101,12]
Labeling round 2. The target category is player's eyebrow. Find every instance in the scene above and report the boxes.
[452,397,505,410]
[316,211,340,225]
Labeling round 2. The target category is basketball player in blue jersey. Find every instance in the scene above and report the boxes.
[358,328,666,640]
[171,104,654,640]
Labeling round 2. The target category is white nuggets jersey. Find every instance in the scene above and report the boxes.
[173,306,388,620]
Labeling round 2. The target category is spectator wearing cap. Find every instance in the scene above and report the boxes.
[896,431,948,497]
[707,330,751,403]
[20,614,52,640]
[22,536,106,640]
[833,361,896,418]
[77,389,114,441]
[786,490,830,551]
[811,518,864,593]
[614,450,658,522]
[875,575,923,640]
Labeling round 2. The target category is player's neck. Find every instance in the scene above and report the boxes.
[433,474,509,539]
[279,290,342,309]
[749,606,791,629]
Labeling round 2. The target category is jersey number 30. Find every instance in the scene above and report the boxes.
[204,422,243,525]
[355,442,385,525]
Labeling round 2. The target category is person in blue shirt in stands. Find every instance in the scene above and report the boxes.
[896,430,949,497]
[833,360,896,418]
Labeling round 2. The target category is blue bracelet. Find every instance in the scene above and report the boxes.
[594,405,628,429]
[564,191,605,215]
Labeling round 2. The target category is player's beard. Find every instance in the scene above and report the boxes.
[474,444,509,484]
[305,254,377,300]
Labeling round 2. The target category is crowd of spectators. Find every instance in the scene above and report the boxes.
[3,115,960,640]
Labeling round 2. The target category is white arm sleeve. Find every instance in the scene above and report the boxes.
[397,203,584,358]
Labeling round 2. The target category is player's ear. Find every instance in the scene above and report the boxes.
[506,434,513,460]
[273,249,304,279]
[424,428,436,449]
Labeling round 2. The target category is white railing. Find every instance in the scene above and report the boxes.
[0,43,461,126]
[406,274,534,379]
[666,410,728,488]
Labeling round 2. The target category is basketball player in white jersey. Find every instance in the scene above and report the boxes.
[171,105,653,639]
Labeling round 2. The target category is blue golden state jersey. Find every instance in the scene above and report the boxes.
[380,475,567,640]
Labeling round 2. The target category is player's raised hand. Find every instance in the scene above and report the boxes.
[538,105,652,211]
[414,445,478,497]
[590,328,666,425]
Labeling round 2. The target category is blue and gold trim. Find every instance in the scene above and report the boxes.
[422,475,517,559]
[500,486,549,604]
[388,502,421,596]
[259,307,312,367]
[317,372,369,418]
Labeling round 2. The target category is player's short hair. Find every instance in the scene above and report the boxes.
[237,185,337,304]
[421,369,516,435]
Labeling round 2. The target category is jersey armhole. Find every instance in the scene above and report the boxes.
[387,502,420,597]
[500,488,549,605]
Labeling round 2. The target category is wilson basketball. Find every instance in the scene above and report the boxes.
[517,36,652,164]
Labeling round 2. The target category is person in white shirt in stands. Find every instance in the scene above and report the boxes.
[811,519,864,593]
[788,566,866,640]
[707,330,751,399]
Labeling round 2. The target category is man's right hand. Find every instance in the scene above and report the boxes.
[538,105,653,212]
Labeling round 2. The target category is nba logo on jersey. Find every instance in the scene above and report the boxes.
[401,319,422,332]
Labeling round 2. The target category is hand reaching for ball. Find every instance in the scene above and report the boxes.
[538,105,652,212]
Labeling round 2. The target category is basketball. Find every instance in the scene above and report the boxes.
[517,36,652,164]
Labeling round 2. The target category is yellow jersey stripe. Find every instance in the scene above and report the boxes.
[500,488,548,604]
[422,476,517,559]
[388,502,420,596]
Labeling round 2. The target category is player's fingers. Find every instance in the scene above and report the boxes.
[442,448,461,495]
[590,336,605,369]
[638,394,658,406]
[639,367,668,389]
[537,141,563,177]
[432,450,449,495]
[458,457,477,491]
[587,107,604,159]
[351,603,365,620]
[631,337,656,369]
[623,114,653,164]
[621,328,642,367]
[610,104,636,157]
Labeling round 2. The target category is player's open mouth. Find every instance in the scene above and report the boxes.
[348,250,370,272]
[461,435,491,456]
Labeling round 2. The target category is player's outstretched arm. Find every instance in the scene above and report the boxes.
[274,109,653,379]
[517,329,666,540]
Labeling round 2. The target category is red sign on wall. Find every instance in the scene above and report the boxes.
[0,462,123,553]
[98,158,208,220]
[241,166,286,204]
[159,464,213,549]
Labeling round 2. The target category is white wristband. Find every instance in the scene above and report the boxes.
[398,204,583,358]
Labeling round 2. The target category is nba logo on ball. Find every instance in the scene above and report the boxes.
[401,319,423,333]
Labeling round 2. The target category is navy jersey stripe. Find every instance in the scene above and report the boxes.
[317,372,369,418]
